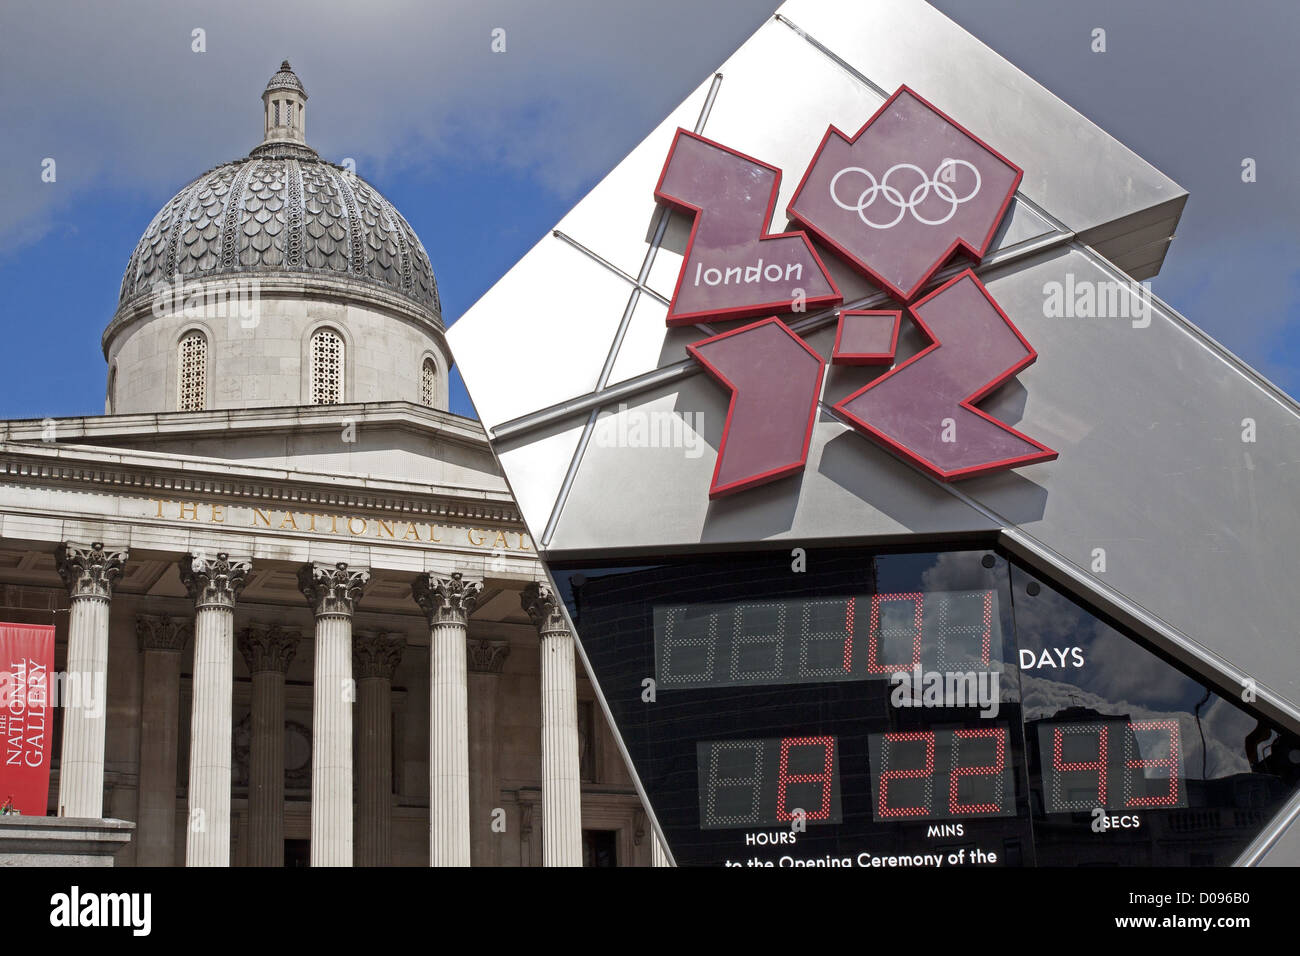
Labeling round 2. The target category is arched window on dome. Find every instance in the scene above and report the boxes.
[177,330,207,411]
[420,358,437,408]
[310,328,344,405]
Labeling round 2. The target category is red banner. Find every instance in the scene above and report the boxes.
[0,623,55,815]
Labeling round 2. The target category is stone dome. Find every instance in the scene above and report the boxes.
[116,62,440,322]
[102,62,452,417]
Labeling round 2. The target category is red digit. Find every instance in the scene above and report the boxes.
[949,727,1007,814]
[878,731,935,818]
[1124,720,1181,808]
[843,597,855,673]
[866,592,924,674]
[777,736,836,821]
[1052,725,1108,808]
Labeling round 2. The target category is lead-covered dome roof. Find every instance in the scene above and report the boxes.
[117,61,439,321]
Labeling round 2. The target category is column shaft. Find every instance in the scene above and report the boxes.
[299,561,368,868]
[539,625,583,866]
[355,675,392,865]
[179,552,250,868]
[429,619,469,865]
[187,604,234,866]
[240,623,299,868]
[652,835,671,867]
[135,616,189,866]
[522,582,583,867]
[353,629,402,866]
[247,670,285,865]
[311,613,353,866]
[58,595,110,817]
[466,641,509,867]
[54,542,126,820]
[413,571,482,868]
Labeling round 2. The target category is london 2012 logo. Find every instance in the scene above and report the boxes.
[654,86,1057,498]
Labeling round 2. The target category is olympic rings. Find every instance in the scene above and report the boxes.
[829,159,982,229]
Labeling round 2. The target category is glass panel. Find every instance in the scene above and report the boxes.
[556,547,1036,867]
[1009,563,1299,865]
[553,543,1300,867]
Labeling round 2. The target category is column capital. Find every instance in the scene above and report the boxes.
[298,561,369,618]
[238,623,301,675]
[136,614,191,653]
[412,571,483,626]
[179,552,252,610]
[467,638,511,674]
[56,542,128,601]
[521,581,568,636]
[353,631,404,680]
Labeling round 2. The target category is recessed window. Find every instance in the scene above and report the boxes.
[310,328,344,404]
[420,358,437,407]
[178,331,207,411]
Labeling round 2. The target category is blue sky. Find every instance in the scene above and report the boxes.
[1,0,1297,421]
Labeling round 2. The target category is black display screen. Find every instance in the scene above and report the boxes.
[654,589,999,689]
[554,545,1300,867]
[697,735,842,829]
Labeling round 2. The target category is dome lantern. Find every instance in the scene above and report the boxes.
[260,60,308,149]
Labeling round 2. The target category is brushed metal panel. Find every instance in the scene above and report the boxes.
[693,20,887,220]
[777,0,1186,239]
[447,235,634,432]
[494,416,589,543]
[547,377,999,554]
[605,293,682,388]
[963,245,1300,709]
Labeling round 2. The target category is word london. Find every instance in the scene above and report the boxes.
[693,259,804,287]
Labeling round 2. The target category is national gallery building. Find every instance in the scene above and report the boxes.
[0,63,654,867]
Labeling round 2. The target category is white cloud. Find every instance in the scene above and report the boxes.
[0,0,777,254]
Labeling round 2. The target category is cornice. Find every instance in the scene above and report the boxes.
[0,401,490,452]
[0,440,523,525]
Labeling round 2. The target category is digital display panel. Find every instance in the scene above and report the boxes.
[1036,719,1188,813]
[868,726,1016,821]
[697,736,842,829]
[554,545,1300,867]
[655,589,999,689]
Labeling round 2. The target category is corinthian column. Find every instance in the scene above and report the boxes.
[179,552,251,867]
[135,615,191,865]
[412,571,482,867]
[237,623,299,867]
[353,632,403,866]
[54,541,128,819]
[298,561,369,867]
[521,582,582,867]
[467,638,509,866]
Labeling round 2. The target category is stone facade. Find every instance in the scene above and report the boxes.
[0,61,650,867]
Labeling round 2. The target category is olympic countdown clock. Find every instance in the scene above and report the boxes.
[549,546,1300,867]
[450,0,1300,867]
